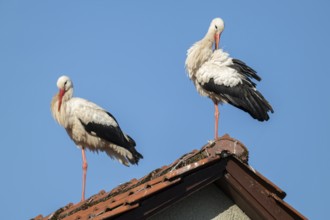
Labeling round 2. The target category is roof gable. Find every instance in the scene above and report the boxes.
[33,134,306,220]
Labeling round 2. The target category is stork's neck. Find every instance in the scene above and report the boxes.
[202,30,216,49]
[51,87,73,127]
[63,88,73,102]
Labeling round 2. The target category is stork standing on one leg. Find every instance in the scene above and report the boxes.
[185,18,273,139]
[51,75,143,201]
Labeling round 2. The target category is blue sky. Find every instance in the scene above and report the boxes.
[0,1,329,219]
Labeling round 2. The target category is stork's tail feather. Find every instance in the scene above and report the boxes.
[127,148,143,165]
[125,135,143,165]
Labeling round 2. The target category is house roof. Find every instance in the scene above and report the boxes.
[33,134,306,220]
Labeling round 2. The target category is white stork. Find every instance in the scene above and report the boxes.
[51,75,143,201]
[185,18,273,139]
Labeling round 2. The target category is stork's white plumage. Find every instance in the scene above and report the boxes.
[185,18,273,139]
[51,75,143,201]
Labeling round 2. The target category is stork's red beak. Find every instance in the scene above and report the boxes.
[58,89,65,112]
[214,33,220,50]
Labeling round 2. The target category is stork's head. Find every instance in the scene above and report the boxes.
[208,18,225,49]
[56,75,73,111]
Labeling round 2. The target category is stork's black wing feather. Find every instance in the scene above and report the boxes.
[229,59,261,82]
[79,113,134,149]
[79,112,143,164]
[202,78,273,121]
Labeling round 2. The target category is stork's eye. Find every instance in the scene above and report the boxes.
[215,25,218,29]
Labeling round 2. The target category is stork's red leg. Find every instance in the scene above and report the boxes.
[81,148,88,201]
[214,103,219,140]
